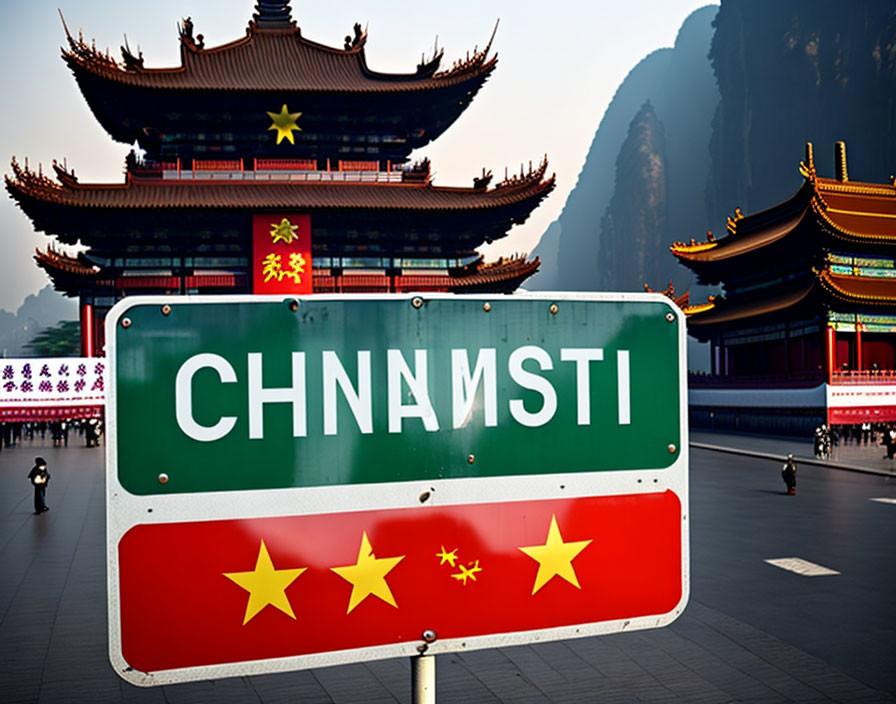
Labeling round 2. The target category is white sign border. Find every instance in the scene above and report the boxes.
[105,292,689,687]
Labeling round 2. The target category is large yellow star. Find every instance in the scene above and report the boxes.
[266,104,302,145]
[518,515,592,595]
[331,532,404,614]
[223,540,306,625]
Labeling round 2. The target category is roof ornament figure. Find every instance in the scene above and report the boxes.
[120,35,143,70]
[180,17,194,42]
[473,168,493,190]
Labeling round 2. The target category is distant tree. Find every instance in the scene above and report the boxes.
[23,320,81,357]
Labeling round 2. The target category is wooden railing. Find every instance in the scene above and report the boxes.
[255,158,316,171]
[193,160,242,171]
[831,370,896,385]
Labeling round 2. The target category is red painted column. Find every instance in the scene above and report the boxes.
[80,303,94,357]
[826,325,835,383]
[856,323,863,371]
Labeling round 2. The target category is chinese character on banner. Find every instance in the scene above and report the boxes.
[252,214,312,294]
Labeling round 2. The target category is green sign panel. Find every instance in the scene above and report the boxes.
[109,295,682,495]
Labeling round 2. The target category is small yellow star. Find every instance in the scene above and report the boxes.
[452,560,483,586]
[519,515,591,595]
[436,546,458,567]
[270,217,298,244]
[331,532,404,614]
[266,104,302,145]
[223,540,306,625]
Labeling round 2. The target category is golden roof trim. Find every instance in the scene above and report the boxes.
[811,198,896,242]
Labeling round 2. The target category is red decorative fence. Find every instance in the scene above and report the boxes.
[255,158,317,171]
[831,370,896,385]
[193,160,242,172]
[338,160,379,172]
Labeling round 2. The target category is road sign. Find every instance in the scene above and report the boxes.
[106,293,689,686]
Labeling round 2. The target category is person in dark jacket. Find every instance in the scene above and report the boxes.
[782,454,797,495]
[28,457,50,514]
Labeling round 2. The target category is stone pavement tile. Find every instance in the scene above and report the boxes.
[312,662,399,703]
[664,616,802,701]
[246,670,335,704]
[38,676,123,704]
[685,601,894,702]
[566,633,686,702]
[454,647,549,702]
[161,677,262,704]
[498,642,591,698]
[427,653,501,703]
[363,658,412,704]
[119,682,167,703]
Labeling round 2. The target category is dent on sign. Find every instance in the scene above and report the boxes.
[175,345,632,442]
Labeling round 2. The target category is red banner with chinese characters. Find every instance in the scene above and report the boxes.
[252,214,312,294]
[118,491,682,673]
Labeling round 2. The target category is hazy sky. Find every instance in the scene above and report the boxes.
[0,0,716,312]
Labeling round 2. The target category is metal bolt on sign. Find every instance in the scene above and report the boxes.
[121,318,131,329]
[549,303,559,315]
[665,312,675,322]
[161,305,171,316]
[411,297,424,309]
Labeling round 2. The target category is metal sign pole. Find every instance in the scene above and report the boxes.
[412,654,435,704]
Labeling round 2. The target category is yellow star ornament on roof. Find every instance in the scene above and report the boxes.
[266,104,302,145]
[331,532,404,614]
[223,540,306,625]
[519,515,592,595]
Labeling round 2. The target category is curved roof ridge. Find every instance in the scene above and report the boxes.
[686,281,816,326]
[812,198,896,243]
[62,14,496,90]
[817,267,896,304]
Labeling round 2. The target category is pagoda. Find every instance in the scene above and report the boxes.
[6,1,554,355]
[672,142,896,432]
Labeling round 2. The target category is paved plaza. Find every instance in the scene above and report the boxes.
[1,431,895,703]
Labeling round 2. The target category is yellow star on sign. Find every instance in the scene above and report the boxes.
[436,545,458,567]
[270,217,298,244]
[331,532,404,614]
[518,515,592,595]
[266,104,302,145]
[223,540,306,625]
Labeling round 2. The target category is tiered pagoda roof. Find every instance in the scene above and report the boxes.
[60,0,498,162]
[7,1,553,304]
[673,142,896,335]
[32,244,540,297]
[6,156,554,249]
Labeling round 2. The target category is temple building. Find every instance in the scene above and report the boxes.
[6,1,554,356]
[672,142,896,432]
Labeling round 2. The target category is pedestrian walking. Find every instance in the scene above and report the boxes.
[28,457,50,515]
[782,454,797,495]
[884,426,896,460]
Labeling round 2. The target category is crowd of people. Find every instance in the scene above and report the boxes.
[0,418,103,450]
[812,422,896,459]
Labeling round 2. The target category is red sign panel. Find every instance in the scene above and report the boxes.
[118,491,681,674]
[251,213,312,294]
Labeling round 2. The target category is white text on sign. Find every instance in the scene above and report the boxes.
[174,347,631,442]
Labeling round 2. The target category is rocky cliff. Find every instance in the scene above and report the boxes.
[531,6,718,291]
[706,0,896,224]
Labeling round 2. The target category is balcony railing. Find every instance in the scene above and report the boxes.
[131,158,404,183]
[831,369,896,385]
